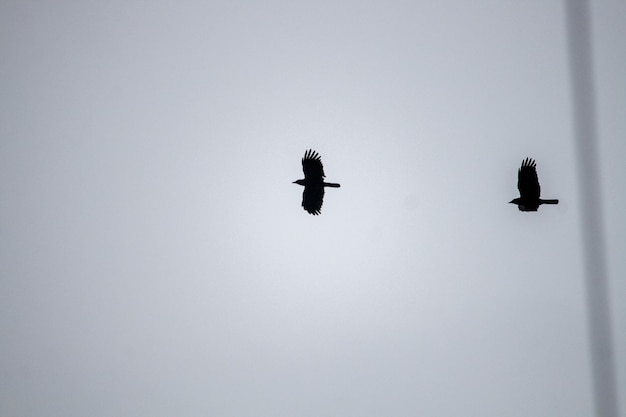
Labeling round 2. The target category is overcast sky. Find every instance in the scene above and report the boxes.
[1,1,625,416]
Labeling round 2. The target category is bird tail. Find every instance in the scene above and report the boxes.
[324,182,340,188]
[540,199,559,205]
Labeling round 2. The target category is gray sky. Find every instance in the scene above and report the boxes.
[1,1,624,416]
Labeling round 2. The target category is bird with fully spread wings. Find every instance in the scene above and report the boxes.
[509,158,559,211]
[293,149,340,215]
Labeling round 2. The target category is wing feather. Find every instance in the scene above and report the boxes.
[302,183,324,215]
[302,149,325,181]
[518,157,541,200]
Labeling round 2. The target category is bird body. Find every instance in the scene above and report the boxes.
[293,149,340,215]
[509,158,559,211]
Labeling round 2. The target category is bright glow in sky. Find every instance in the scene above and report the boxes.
[1,2,624,416]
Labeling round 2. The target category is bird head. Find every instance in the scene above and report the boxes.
[509,198,528,211]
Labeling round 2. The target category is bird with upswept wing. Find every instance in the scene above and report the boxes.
[293,149,340,215]
[509,158,559,211]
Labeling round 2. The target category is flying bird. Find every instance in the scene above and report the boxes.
[509,158,559,211]
[293,149,340,215]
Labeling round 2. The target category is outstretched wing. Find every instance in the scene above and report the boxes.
[518,157,540,200]
[302,149,325,181]
[302,183,324,215]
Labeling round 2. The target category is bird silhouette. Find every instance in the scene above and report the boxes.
[509,158,559,211]
[293,149,340,215]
